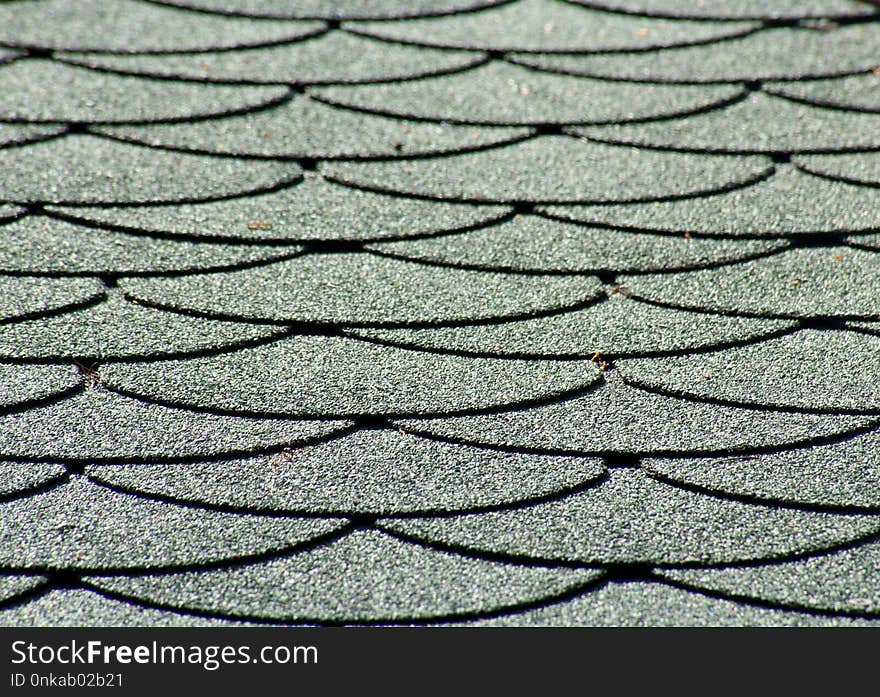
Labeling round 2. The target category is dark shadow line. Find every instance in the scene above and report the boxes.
[98,372,606,422]
[83,465,610,521]
[41,185,514,246]
[8,23,330,57]
[577,115,880,156]
[641,463,880,515]
[533,161,776,208]
[0,126,68,156]
[52,56,298,87]
[534,204,880,241]
[656,575,880,622]
[0,206,28,225]
[377,524,626,571]
[0,471,69,505]
[0,420,359,467]
[18,161,304,209]
[352,287,610,327]
[141,0,520,22]
[0,381,85,419]
[344,320,800,363]
[506,51,876,87]
[793,157,880,191]
[307,207,517,246]
[88,322,298,364]
[377,519,880,573]
[301,51,491,88]
[677,527,880,572]
[324,162,777,206]
[392,410,880,460]
[559,0,880,22]
[845,321,880,338]
[346,7,763,56]
[119,284,609,330]
[78,571,611,627]
[120,247,308,279]
[619,371,880,417]
[763,84,880,117]
[623,291,880,322]
[42,175,303,221]
[0,247,309,280]
[0,49,26,64]
[0,322,292,367]
[61,41,490,88]
[0,82,296,127]
[0,580,55,614]
[606,322,802,361]
[90,119,536,164]
[0,290,106,326]
[845,238,880,254]
[382,574,611,627]
[308,83,750,129]
[365,233,789,277]
[61,581,265,626]
[14,522,357,578]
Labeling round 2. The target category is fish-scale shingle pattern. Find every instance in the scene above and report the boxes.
[1,0,879,627]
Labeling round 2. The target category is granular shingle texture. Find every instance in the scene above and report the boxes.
[2,0,879,627]
[64,32,484,85]
[512,24,880,82]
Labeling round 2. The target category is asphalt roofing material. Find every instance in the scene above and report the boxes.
[1,0,880,627]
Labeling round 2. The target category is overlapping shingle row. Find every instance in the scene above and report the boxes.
[1,0,879,626]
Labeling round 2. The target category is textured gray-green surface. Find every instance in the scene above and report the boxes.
[1,0,878,628]
[63,32,484,85]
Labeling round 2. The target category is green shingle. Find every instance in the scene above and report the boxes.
[621,246,880,319]
[100,334,602,417]
[350,0,758,52]
[97,97,529,158]
[87,429,604,514]
[540,164,880,237]
[620,329,880,414]
[0,364,81,410]
[120,251,603,325]
[0,276,104,322]
[766,73,880,112]
[571,0,877,20]
[353,294,795,358]
[0,461,67,499]
[0,0,325,52]
[645,426,880,510]
[0,476,345,571]
[398,373,872,455]
[327,136,773,203]
[578,92,880,153]
[0,386,351,462]
[51,177,509,243]
[368,213,784,271]
[0,590,245,627]
[0,59,287,123]
[315,62,745,125]
[798,150,880,187]
[65,32,483,85]
[148,0,507,20]
[470,581,878,626]
[382,468,880,564]
[0,293,282,362]
[663,541,880,615]
[0,215,299,274]
[88,529,601,622]
[512,25,880,82]
[0,134,301,204]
